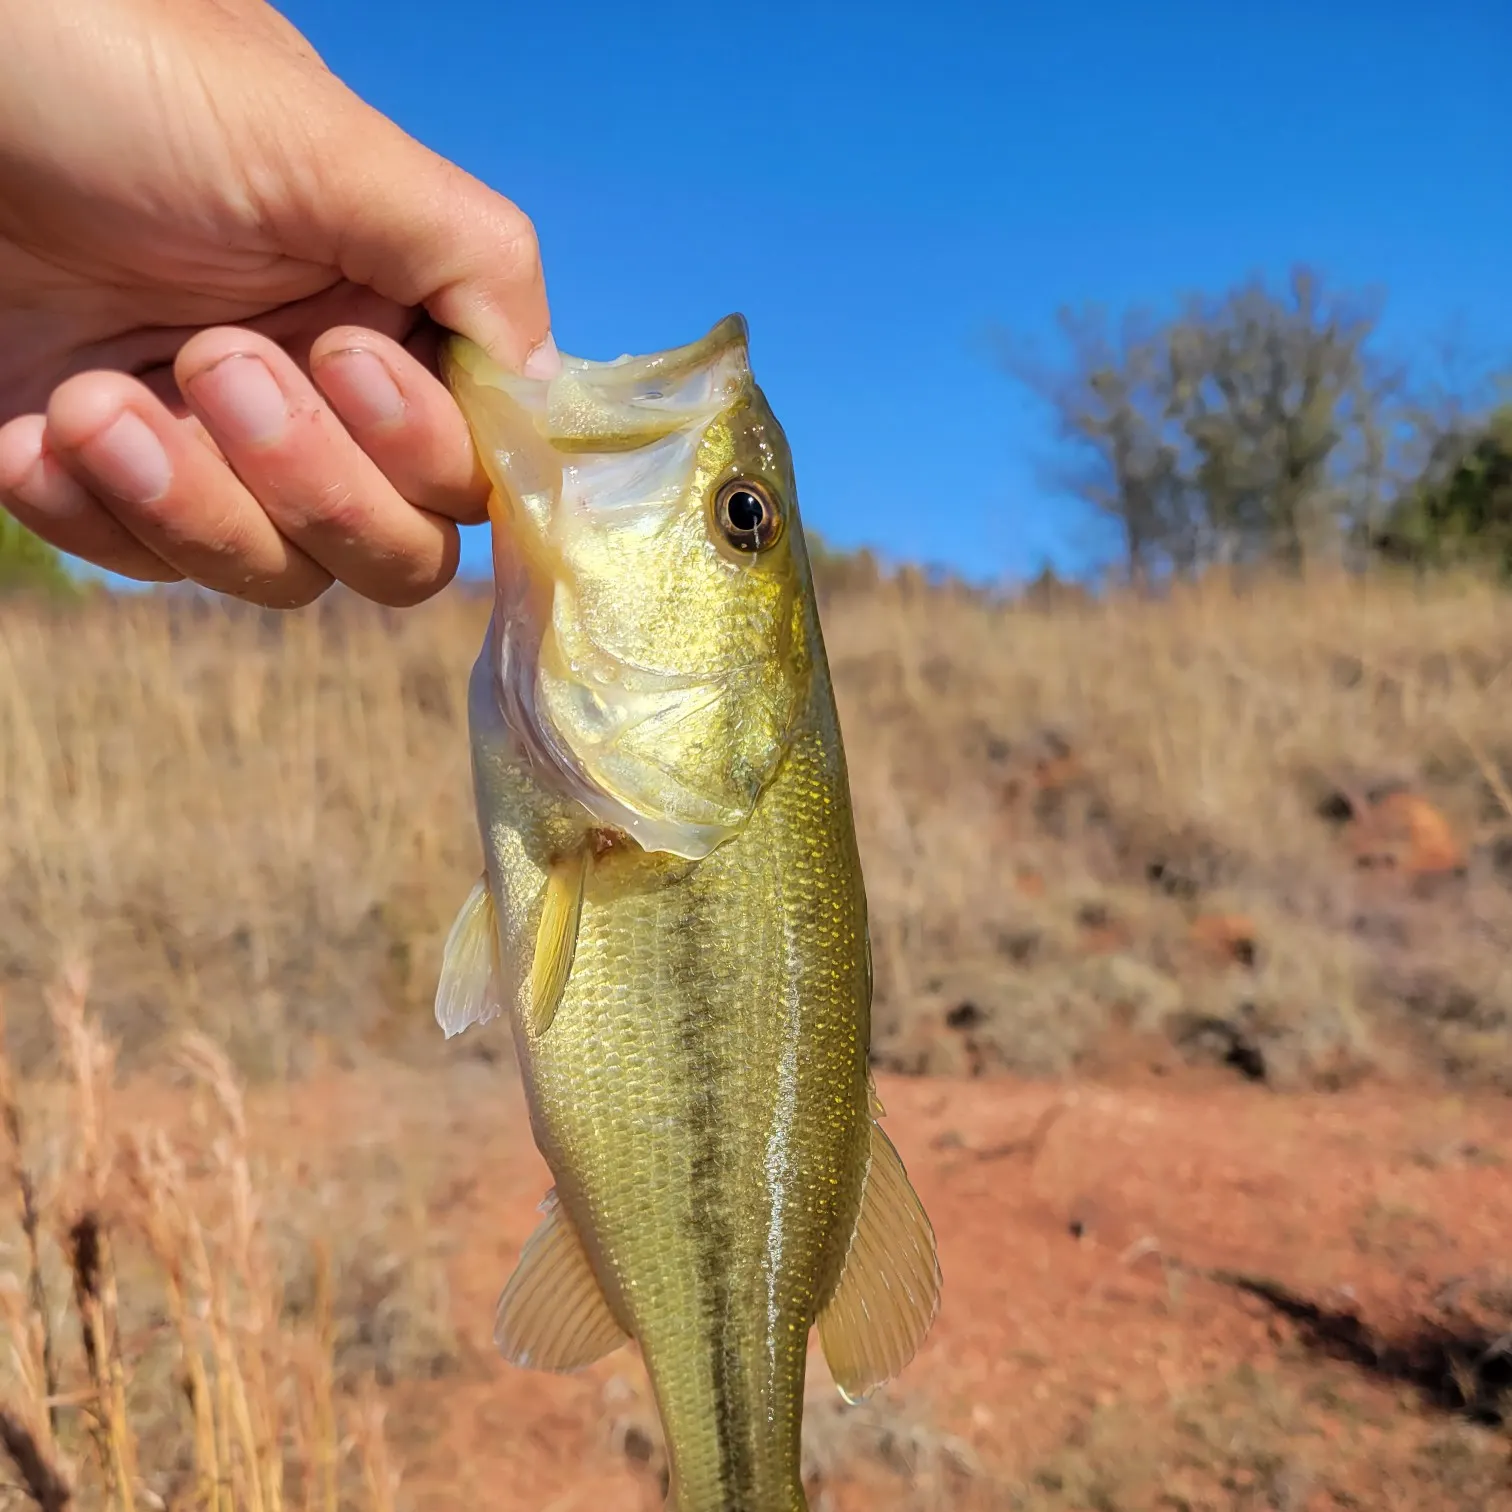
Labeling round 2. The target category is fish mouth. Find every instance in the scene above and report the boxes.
[445,316,794,862]
[442,314,752,459]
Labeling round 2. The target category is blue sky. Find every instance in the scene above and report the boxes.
[287,0,1510,583]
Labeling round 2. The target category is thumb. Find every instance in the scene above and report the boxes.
[298,96,560,378]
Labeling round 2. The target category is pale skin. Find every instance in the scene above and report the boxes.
[0,0,559,607]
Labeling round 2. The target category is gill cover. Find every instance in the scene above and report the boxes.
[443,317,809,860]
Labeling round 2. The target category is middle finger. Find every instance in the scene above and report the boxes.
[175,328,462,607]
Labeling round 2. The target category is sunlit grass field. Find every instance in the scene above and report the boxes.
[5,568,1511,1085]
[5,568,1512,1508]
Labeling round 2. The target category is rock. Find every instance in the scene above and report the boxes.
[1350,790,1466,876]
[1190,913,1259,968]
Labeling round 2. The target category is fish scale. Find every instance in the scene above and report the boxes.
[434,314,940,1512]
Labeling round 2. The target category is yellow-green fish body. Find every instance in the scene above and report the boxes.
[435,316,939,1512]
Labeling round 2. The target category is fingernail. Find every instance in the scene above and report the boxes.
[78,413,172,505]
[187,353,287,445]
[522,332,561,381]
[9,452,96,515]
[0,452,37,501]
[319,348,406,427]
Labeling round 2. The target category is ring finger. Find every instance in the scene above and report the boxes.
[40,373,335,607]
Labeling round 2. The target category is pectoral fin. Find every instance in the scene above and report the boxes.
[818,1121,941,1403]
[435,875,502,1039]
[528,846,589,1036]
[495,1189,628,1371]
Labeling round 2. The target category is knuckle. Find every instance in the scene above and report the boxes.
[257,574,330,611]
[374,533,459,608]
[46,373,144,441]
[0,411,46,462]
[121,560,184,585]
[371,584,429,609]
[308,476,369,540]
[492,206,543,283]
[370,560,455,609]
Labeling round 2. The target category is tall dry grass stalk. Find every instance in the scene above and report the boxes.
[4,570,1512,1086]
[0,992,70,1509]
[0,967,402,1511]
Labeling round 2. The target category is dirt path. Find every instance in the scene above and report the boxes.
[243,1064,1512,1509]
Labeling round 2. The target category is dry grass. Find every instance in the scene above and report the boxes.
[4,567,1512,1507]
[0,593,477,1078]
[599,1354,1512,1509]
[827,566,1512,1088]
[5,569,1512,1088]
[0,967,412,1511]
[1017,1359,1512,1511]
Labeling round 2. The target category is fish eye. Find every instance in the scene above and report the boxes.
[713,478,782,553]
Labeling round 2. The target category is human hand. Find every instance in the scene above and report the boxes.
[0,0,556,607]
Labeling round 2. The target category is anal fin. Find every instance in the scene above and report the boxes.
[528,845,588,1036]
[435,874,502,1039]
[818,1121,941,1403]
[495,1189,628,1371]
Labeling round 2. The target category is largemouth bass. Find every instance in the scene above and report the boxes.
[434,314,940,1512]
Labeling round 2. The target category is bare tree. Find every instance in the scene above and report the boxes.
[996,267,1406,577]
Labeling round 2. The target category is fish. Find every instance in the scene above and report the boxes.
[433,314,940,1512]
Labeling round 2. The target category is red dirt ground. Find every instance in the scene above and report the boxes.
[225,1057,1512,1511]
